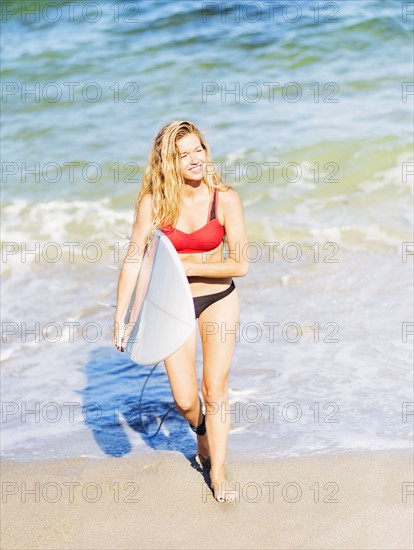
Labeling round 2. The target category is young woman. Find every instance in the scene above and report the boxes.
[113,121,249,503]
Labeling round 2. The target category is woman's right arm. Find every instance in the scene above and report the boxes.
[113,193,153,350]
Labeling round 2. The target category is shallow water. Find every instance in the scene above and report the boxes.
[1,0,413,461]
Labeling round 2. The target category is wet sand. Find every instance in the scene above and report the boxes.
[1,449,413,549]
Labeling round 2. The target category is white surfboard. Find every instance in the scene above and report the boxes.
[122,229,195,365]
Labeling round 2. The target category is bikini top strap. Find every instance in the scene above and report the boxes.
[209,189,217,222]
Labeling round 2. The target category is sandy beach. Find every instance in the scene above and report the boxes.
[2,3,413,550]
[1,449,412,549]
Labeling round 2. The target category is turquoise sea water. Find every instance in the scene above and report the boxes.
[1,0,413,461]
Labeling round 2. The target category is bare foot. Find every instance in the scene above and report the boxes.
[210,469,238,503]
[195,433,210,470]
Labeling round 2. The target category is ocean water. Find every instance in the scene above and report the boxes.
[1,0,413,462]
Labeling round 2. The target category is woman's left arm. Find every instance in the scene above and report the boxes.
[183,188,250,278]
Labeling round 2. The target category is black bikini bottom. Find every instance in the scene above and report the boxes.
[193,280,236,319]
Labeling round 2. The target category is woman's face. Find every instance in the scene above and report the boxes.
[176,133,206,183]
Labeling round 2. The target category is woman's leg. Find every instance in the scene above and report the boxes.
[163,327,209,458]
[198,285,240,502]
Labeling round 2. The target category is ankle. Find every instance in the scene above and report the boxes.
[188,402,206,435]
[210,467,226,480]
[188,396,206,433]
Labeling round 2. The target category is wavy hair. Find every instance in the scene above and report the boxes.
[133,120,229,249]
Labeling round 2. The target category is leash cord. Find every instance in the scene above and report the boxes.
[137,362,176,438]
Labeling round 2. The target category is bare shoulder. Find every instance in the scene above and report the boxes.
[139,191,153,207]
[132,192,154,233]
[217,185,245,228]
[218,185,243,208]
[137,192,153,215]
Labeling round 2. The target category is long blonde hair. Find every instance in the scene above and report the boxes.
[134,121,229,249]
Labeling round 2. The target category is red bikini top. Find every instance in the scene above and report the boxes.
[160,189,225,254]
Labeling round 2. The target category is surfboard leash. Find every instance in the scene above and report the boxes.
[137,362,177,438]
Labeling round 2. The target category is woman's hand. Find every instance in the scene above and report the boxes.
[113,319,125,352]
[180,258,196,276]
